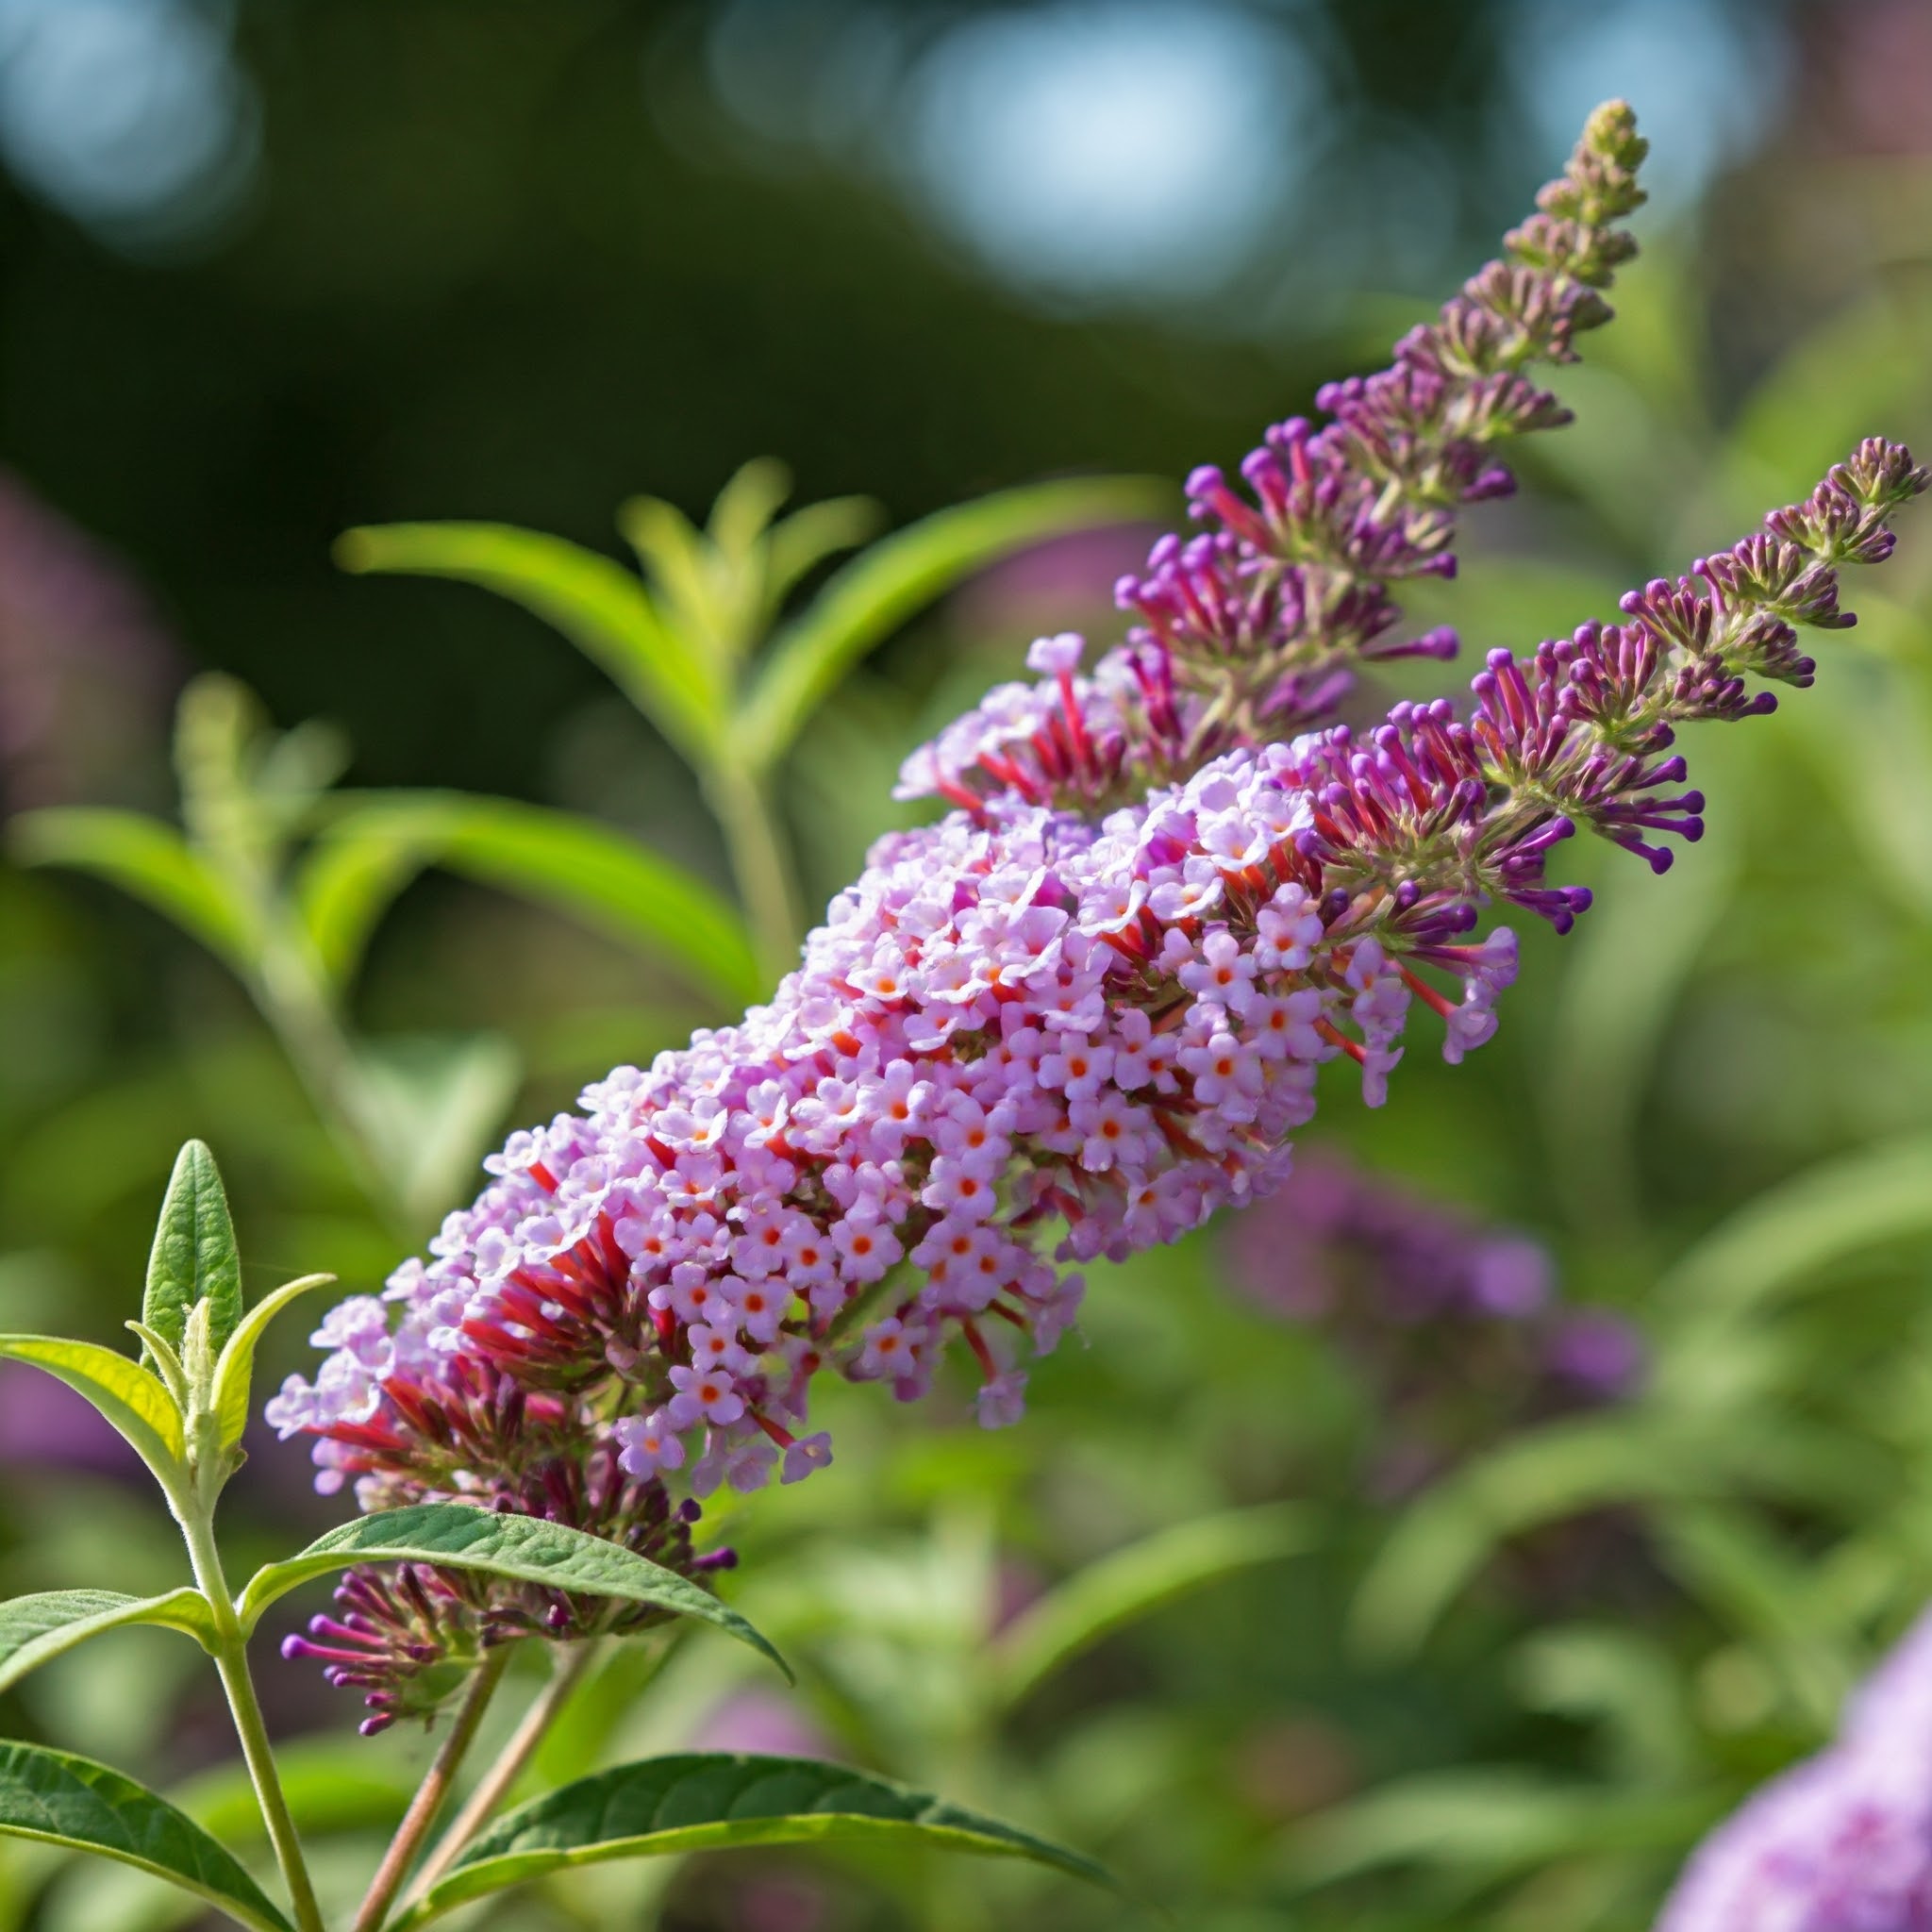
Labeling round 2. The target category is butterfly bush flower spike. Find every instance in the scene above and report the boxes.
[263,102,1931,1724]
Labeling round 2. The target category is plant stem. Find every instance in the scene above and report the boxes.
[178,1507,326,1932]
[704,760,803,983]
[249,920,417,1242]
[398,1641,600,1911]
[354,1647,511,1932]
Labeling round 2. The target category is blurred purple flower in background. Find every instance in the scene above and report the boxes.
[0,469,176,810]
[1225,1152,1643,1493]
[1657,1601,1932,1930]
[0,1361,143,1476]
[690,1687,838,1762]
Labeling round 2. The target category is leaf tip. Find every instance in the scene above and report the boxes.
[333,527,381,574]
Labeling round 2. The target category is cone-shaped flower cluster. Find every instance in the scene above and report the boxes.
[1656,1603,1932,1929]
[267,102,1928,1719]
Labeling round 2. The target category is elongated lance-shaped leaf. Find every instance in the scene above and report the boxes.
[0,1591,215,1696]
[734,474,1171,771]
[391,1753,1115,1928]
[235,1502,786,1674]
[291,815,432,990]
[1288,1768,1724,1890]
[759,492,882,622]
[1652,1131,1932,1363]
[991,1503,1312,1708]
[1345,1406,1880,1662]
[300,791,761,1006]
[52,1740,420,1932]
[209,1274,335,1453]
[0,1741,293,1932]
[8,808,256,973]
[0,1336,185,1491]
[334,524,725,768]
[143,1140,244,1358]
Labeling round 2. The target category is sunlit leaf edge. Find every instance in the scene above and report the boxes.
[0,1590,213,1697]
[302,791,761,1005]
[0,1336,185,1481]
[8,809,254,974]
[736,474,1170,769]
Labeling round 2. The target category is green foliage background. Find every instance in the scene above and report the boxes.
[3,3,1932,1926]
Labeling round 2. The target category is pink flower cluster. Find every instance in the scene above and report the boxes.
[265,102,1924,1656]
[269,749,1493,1501]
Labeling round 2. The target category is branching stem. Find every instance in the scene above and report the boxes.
[399,1640,601,1911]
[354,1646,511,1932]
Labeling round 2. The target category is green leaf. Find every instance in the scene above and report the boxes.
[735,475,1171,770]
[1779,600,1932,922]
[335,523,724,766]
[991,1503,1311,1708]
[0,1591,214,1696]
[305,792,760,1005]
[761,494,882,616]
[1348,1407,1883,1662]
[0,1336,185,1491]
[706,457,793,558]
[291,821,432,990]
[355,1033,522,1226]
[143,1141,244,1359]
[0,1741,293,1932]
[208,1274,336,1453]
[234,1502,787,1675]
[45,1740,416,1932]
[617,495,727,657]
[8,809,255,974]
[1654,1131,1932,1338]
[125,1322,191,1410]
[1288,1770,1718,1890]
[1511,1624,1698,1786]
[391,1753,1114,1928]
[1721,292,1932,526]
[1649,1501,1852,1728]
[1541,799,1740,1233]
[1349,1415,1701,1664]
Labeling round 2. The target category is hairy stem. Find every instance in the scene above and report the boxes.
[179,1508,325,1932]
[704,759,803,985]
[354,1647,511,1932]
[399,1641,601,1911]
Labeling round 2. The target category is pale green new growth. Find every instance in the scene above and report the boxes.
[143,1139,245,1360]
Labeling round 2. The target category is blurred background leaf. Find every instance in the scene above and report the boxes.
[1,2,1931,1928]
